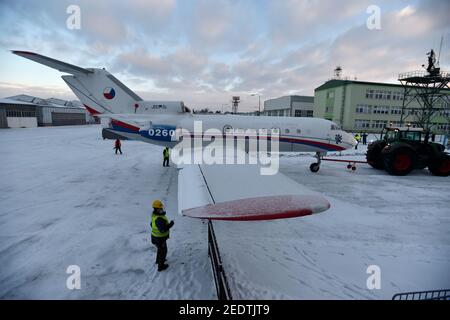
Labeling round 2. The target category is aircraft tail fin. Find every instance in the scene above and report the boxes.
[12,50,142,115]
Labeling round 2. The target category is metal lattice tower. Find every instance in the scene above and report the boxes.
[398,51,450,134]
[232,96,240,114]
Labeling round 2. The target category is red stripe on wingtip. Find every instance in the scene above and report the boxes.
[211,209,313,221]
[182,194,330,221]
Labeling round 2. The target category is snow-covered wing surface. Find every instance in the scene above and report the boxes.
[178,164,330,221]
[183,194,330,221]
[177,163,212,214]
[12,51,93,75]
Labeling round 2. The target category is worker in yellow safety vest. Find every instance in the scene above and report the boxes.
[163,147,170,167]
[354,133,361,150]
[151,199,174,271]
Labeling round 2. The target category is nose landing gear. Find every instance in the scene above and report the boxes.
[309,152,322,173]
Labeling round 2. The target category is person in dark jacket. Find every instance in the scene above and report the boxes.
[114,139,122,154]
[362,132,368,145]
[151,199,174,271]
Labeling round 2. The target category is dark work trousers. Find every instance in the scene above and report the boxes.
[115,147,122,154]
[152,237,167,267]
[163,156,169,167]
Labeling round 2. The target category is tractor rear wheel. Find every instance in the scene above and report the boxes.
[428,153,450,177]
[366,141,385,169]
[383,148,416,176]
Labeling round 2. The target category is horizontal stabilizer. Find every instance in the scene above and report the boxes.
[12,51,93,75]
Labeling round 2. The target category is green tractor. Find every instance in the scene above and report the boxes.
[366,127,450,176]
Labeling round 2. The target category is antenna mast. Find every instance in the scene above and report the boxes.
[437,35,444,66]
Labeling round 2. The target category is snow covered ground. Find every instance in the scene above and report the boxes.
[215,147,450,299]
[1,125,449,299]
[0,125,214,299]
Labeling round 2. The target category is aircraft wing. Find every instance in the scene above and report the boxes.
[12,51,94,75]
[98,114,331,221]
[178,163,330,221]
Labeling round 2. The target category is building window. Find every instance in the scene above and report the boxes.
[5,110,36,117]
[392,92,404,101]
[294,110,301,117]
[374,90,381,99]
[306,110,313,117]
[285,129,290,133]
[366,89,406,101]
[356,104,372,114]
[372,120,388,129]
[373,105,390,114]
[391,106,402,115]
[355,119,371,129]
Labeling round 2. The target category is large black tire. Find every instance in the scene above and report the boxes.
[366,141,386,169]
[310,163,320,173]
[383,148,416,176]
[428,153,450,177]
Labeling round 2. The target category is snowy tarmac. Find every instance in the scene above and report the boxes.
[1,125,449,299]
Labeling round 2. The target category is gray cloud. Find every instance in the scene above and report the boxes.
[0,0,449,111]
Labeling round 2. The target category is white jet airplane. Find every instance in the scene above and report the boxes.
[13,50,357,221]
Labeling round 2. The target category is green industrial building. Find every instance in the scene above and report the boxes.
[314,79,450,134]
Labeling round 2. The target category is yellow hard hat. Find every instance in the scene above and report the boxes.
[152,199,164,209]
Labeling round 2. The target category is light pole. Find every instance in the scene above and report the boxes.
[251,93,261,116]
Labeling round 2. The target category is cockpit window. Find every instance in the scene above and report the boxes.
[331,123,341,130]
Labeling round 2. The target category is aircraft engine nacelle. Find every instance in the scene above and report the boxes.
[134,101,186,114]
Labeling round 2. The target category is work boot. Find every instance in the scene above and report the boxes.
[158,263,169,272]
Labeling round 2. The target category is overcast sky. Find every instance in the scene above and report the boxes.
[0,0,449,111]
